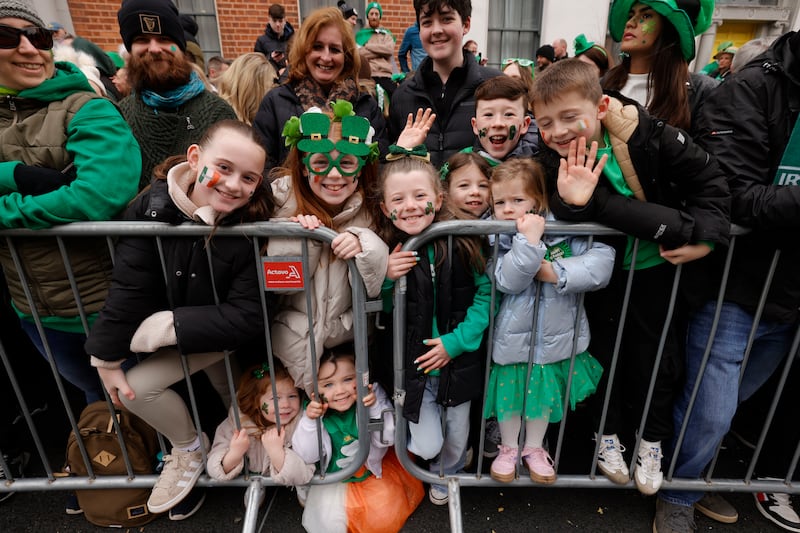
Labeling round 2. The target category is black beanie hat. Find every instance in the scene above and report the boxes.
[118,0,186,52]
[535,44,556,63]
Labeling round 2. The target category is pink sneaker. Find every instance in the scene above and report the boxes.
[522,447,556,484]
[489,445,518,482]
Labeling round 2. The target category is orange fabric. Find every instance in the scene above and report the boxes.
[345,448,424,533]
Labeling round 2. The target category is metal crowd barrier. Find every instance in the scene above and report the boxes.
[0,221,378,533]
[393,220,799,533]
[2,220,798,533]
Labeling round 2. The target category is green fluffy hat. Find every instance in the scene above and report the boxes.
[609,0,715,60]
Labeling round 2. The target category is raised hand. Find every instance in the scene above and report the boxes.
[556,139,607,207]
[395,108,436,149]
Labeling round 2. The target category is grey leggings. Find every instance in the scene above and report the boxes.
[120,347,235,448]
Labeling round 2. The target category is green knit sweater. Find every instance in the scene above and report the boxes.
[119,90,236,190]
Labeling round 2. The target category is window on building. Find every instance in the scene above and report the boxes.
[487,1,544,69]
[174,0,221,61]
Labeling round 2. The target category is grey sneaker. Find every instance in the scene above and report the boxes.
[654,498,696,533]
[147,433,209,514]
[694,492,738,524]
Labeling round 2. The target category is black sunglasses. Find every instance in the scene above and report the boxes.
[0,24,53,50]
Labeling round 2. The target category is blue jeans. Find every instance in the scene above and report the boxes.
[20,320,104,404]
[407,376,470,481]
[661,301,792,507]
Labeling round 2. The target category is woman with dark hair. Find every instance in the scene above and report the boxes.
[602,0,716,134]
[253,7,388,174]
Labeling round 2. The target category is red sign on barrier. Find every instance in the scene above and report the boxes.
[263,259,304,290]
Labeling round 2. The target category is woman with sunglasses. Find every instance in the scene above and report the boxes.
[0,1,141,404]
[266,101,389,395]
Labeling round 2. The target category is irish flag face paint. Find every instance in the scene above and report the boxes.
[198,166,221,188]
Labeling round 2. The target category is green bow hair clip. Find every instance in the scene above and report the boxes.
[252,362,270,379]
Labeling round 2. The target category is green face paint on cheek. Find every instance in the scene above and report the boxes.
[641,20,656,34]
[390,209,397,221]
[425,201,434,215]
[261,402,269,414]
[509,125,517,140]
[478,128,488,138]
[170,45,177,52]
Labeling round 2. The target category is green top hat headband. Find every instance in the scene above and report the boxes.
[282,100,379,162]
[574,34,608,58]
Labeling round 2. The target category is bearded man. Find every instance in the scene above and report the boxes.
[117,0,235,189]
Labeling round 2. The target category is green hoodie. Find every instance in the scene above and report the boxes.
[0,61,141,228]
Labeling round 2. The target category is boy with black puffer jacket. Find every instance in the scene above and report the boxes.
[532,59,729,497]
[389,0,501,168]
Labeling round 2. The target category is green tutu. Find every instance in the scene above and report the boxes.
[483,352,603,423]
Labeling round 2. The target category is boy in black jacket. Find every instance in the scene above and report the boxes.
[531,59,729,497]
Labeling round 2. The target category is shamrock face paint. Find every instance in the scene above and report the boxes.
[472,96,531,160]
[621,5,661,55]
[170,45,177,52]
[257,378,301,425]
[381,169,442,236]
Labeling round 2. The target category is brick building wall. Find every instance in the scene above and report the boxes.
[68,0,417,63]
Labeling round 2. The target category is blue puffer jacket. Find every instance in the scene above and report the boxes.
[490,226,615,366]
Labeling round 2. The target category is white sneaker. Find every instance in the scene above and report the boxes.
[634,439,663,495]
[596,434,629,484]
[754,482,800,533]
[147,433,209,514]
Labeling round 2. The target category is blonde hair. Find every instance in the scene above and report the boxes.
[217,53,278,125]
[491,158,548,213]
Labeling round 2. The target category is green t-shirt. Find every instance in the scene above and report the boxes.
[597,130,665,271]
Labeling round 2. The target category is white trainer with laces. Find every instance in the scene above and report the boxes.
[754,481,800,533]
[147,433,209,514]
[634,438,663,495]
[596,434,629,484]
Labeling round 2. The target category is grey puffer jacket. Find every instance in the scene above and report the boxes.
[490,228,615,366]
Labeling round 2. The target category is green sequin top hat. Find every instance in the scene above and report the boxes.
[283,100,378,162]
[608,0,715,60]
[574,34,608,57]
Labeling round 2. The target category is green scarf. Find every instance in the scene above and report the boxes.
[355,27,396,47]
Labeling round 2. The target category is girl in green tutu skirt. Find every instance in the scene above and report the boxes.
[484,158,615,483]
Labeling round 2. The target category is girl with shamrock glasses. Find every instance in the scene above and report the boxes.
[267,100,389,396]
[207,359,314,490]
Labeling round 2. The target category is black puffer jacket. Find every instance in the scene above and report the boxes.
[693,31,800,323]
[389,52,502,168]
[254,21,295,57]
[253,83,389,172]
[85,179,263,361]
[546,93,730,250]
